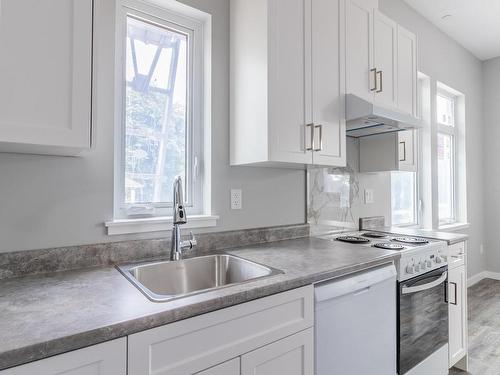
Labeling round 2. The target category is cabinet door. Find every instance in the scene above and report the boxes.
[345,0,375,102]
[310,0,346,167]
[241,329,314,375]
[268,0,312,164]
[0,338,126,375]
[373,10,397,109]
[449,265,468,367]
[0,0,92,155]
[397,25,418,116]
[196,359,240,375]
[398,130,416,171]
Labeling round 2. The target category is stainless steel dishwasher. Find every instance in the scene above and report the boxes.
[315,264,397,375]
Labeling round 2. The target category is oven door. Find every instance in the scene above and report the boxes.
[398,266,449,374]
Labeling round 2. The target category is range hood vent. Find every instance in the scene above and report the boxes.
[345,94,422,138]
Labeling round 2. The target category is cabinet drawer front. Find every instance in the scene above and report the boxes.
[0,338,126,375]
[128,286,314,375]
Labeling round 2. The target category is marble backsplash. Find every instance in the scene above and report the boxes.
[307,165,360,235]
[0,224,309,280]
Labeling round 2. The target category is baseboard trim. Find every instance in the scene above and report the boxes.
[468,271,500,288]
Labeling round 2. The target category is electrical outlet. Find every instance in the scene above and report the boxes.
[364,189,374,204]
[231,189,242,210]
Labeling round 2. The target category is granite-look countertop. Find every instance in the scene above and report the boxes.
[0,237,399,370]
[376,227,468,245]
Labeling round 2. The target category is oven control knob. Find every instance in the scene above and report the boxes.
[420,261,427,270]
[406,265,415,274]
[435,256,443,264]
[426,260,432,268]
[414,264,420,272]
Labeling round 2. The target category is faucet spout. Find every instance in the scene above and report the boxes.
[172,176,187,225]
[170,176,196,261]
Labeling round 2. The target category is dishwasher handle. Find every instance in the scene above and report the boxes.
[315,264,396,302]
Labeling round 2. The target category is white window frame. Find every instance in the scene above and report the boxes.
[107,0,216,235]
[436,87,458,225]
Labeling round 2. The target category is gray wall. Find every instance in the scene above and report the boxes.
[0,0,306,253]
[368,0,486,278]
[482,57,500,273]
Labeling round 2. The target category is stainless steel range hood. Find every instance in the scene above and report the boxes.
[346,94,422,137]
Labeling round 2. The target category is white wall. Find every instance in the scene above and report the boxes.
[482,57,500,273]
[0,0,306,253]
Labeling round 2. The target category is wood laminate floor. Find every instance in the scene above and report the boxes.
[449,278,500,375]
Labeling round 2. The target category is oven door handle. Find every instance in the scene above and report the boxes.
[401,271,448,295]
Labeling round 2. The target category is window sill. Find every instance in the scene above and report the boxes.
[105,215,219,235]
[438,222,470,232]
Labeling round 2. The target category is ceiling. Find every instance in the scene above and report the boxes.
[404,0,500,61]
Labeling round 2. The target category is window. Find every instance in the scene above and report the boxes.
[436,87,458,225]
[391,172,417,226]
[436,93,455,127]
[114,0,209,221]
[437,133,454,222]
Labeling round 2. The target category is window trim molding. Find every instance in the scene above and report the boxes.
[112,0,212,223]
[436,82,461,226]
[433,80,466,228]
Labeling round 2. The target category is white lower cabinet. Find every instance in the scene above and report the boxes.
[448,241,468,370]
[128,286,314,375]
[0,338,126,375]
[241,329,314,375]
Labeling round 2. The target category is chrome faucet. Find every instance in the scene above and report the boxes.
[170,176,197,261]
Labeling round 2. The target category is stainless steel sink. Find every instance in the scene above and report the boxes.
[118,254,283,302]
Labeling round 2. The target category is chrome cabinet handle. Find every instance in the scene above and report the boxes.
[314,124,323,151]
[376,70,383,93]
[370,68,377,91]
[446,281,458,305]
[399,141,406,162]
[306,123,315,151]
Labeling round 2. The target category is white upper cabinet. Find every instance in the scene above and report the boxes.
[230,0,346,168]
[267,0,311,165]
[373,10,397,109]
[397,25,418,116]
[345,0,375,103]
[346,0,418,116]
[310,0,346,166]
[0,0,93,156]
[359,130,417,172]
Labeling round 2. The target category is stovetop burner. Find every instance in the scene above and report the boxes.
[362,232,388,239]
[336,236,371,244]
[373,242,405,250]
[392,237,429,245]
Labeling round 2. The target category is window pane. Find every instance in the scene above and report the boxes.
[437,133,454,222]
[391,172,416,225]
[436,94,454,126]
[124,17,188,205]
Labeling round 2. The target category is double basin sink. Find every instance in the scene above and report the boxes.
[118,254,283,302]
